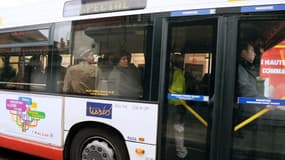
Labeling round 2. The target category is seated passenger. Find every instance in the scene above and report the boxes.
[0,56,16,87]
[46,54,66,92]
[63,48,99,94]
[107,50,143,99]
[24,55,46,91]
[97,53,115,92]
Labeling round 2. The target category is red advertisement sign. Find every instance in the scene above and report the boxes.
[260,40,285,99]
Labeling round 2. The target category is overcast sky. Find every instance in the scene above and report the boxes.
[0,0,46,8]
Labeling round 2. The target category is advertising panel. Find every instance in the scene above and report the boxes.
[0,91,63,147]
[260,40,285,99]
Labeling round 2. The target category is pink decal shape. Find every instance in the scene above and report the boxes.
[6,99,27,112]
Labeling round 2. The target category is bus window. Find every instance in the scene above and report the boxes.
[0,47,48,91]
[67,15,153,99]
[0,23,71,93]
[233,20,285,160]
[46,22,71,93]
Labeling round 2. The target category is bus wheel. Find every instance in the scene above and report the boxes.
[69,127,129,160]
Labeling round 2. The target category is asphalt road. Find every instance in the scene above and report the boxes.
[0,148,46,160]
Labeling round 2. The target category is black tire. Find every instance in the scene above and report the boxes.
[69,127,129,160]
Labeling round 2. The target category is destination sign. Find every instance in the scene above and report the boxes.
[241,4,285,13]
[171,9,216,17]
[80,0,147,15]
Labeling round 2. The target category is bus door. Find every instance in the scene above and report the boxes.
[232,17,285,160]
[161,17,217,160]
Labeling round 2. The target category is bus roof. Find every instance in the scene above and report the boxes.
[0,0,285,29]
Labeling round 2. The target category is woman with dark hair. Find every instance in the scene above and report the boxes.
[107,50,143,99]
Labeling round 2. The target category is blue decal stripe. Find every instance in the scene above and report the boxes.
[171,9,216,17]
[168,93,209,102]
[238,97,285,106]
[241,4,285,13]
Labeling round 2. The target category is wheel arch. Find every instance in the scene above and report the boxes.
[63,121,129,160]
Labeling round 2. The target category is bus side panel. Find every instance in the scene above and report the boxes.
[0,91,64,147]
[126,141,156,160]
[64,97,159,145]
[0,134,63,160]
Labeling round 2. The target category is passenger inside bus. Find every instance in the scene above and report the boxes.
[97,52,115,92]
[24,55,46,91]
[237,42,263,98]
[235,41,280,134]
[235,42,263,128]
[168,53,188,159]
[0,56,16,85]
[63,48,99,94]
[107,50,143,99]
[46,54,66,93]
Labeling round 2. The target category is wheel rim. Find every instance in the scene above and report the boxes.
[81,136,116,160]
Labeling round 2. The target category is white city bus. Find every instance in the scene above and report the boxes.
[0,0,285,160]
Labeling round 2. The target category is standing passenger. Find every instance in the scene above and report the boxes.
[237,42,261,98]
[235,42,278,132]
[168,53,188,159]
[63,49,99,94]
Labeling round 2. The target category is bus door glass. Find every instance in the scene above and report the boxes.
[162,18,217,160]
[233,19,285,160]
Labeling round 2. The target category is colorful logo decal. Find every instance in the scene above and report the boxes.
[86,102,112,119]
[6,97,46,132]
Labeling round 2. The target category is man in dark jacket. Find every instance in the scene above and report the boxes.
[237,42,261,97]
[235,42,268,130]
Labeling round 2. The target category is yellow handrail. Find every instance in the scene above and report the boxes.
[180,100,208,127]
[168,90,208,127]
[234,107,270,132]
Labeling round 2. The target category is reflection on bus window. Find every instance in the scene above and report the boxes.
[184,53,212,94]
